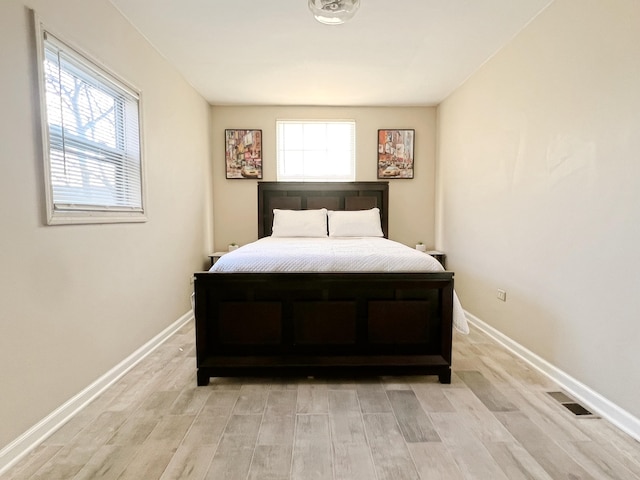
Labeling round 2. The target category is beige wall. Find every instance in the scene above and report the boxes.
[0,0,212,449]
[210,106,436,251]
[437,0,640,418]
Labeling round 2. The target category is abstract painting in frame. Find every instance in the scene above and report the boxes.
[225,129,263,179]
[377,129,414,179]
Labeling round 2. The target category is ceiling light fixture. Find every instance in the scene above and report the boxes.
[308,0,360,25]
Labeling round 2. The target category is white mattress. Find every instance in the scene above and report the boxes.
[210,237,469,334]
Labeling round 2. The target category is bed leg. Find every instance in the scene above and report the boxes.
[438,369,452,384]
[197,370,210,386]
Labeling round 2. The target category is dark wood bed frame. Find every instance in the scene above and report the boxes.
[194,182,454,385]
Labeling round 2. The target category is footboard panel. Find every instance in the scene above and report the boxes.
[194,272,454,385]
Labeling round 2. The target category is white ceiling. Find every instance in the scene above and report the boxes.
[109,0,553,106]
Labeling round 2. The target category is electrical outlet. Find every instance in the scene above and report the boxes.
[497,289,506,301]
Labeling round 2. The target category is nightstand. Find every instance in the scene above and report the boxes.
[208,251,227,267]
[426,250,446,269]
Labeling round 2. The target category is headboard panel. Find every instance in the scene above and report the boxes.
[258,182,389,238]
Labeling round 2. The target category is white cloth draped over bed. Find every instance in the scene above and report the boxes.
[210,237,469,334]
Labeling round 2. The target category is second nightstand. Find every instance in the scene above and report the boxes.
[208,251,228,268]
[426,250,447,269]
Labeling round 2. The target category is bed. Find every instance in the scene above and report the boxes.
[194,181,466,386]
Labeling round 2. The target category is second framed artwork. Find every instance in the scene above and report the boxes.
[225,129,263,179]
[377,129,415,179]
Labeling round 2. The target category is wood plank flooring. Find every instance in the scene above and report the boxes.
[3,321,640,480]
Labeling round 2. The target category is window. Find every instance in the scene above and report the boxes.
[276,120,355,181]
[36,25,145,224]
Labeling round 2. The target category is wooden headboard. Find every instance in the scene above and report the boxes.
[258,182,389,238]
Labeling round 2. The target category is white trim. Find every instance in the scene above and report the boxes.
[465,311,640,442]
[0,311,193,475]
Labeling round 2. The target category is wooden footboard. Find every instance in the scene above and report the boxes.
[194,271,454,385]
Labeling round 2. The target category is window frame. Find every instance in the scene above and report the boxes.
[34,15,147,225]
[276,120,356,182]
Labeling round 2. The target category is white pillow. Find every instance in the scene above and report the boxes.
[271,208,328,237]
[328,208,384,237]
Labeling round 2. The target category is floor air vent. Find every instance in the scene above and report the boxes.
[547,391,598,418]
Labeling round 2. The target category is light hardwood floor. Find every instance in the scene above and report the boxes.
[3,321,640,480]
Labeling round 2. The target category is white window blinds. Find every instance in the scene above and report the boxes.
[39,29,145,224]
[276,120,356,181]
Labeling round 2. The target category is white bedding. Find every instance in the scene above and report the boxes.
[210,237,469,334]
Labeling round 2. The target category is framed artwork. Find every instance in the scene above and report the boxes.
[225,129,263,179]
[377,129,415,179]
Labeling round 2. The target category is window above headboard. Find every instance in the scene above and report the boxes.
[276,120,356,182]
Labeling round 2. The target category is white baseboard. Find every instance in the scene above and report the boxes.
[465,311,640,442]
[0,311,193,475]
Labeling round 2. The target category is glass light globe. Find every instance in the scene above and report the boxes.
[308,0,361,25]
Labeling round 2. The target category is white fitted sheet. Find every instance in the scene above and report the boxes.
[210,237,469,333]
